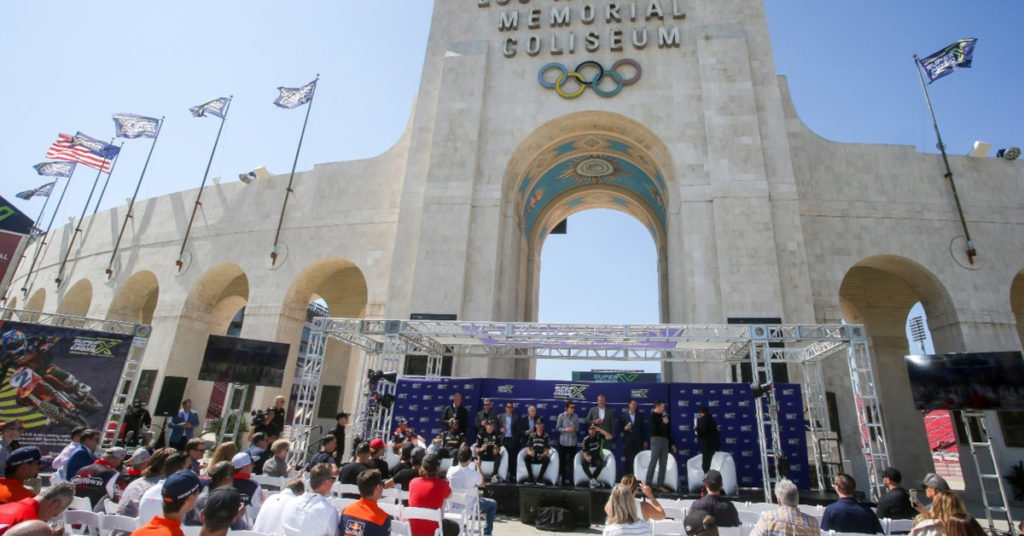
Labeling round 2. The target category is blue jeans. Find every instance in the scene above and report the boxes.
[479,497,497,535]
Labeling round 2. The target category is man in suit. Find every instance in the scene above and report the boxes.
[585,394,616,443]
[475,398,497,429]
[440,392,469,435]
[169,399,200,451]
[620,398,647,476]
[498,402,520,482]
[517,405,541,450]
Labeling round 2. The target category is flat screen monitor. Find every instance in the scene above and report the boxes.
[198,334,290,388]
[905,351,1024,411]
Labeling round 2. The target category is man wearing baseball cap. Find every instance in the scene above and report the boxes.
[913,473,950,513]
[689,470,740,527]
[367,438,390,479]
[0,448,41,502]
[229,453,264,522]
[875,467,917,520]
[132,470,202,536]
[198,487,244,536]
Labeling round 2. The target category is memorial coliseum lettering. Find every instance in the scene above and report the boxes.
[479,0,686,57]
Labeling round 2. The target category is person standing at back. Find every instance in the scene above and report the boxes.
[586,395,617,443]
[169,400,199,451]
[620,399,646,476]
[555,401,580,486]
[646,401,675,493]
[695,407,719,475]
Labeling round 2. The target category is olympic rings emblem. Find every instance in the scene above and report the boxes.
[538,59,642,98]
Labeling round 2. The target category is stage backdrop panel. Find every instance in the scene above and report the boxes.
[0,320,132,455]
[392,378,809,490]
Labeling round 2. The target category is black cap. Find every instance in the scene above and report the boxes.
[203,488,242,525]
[684,510,715,536]
[703,469,723,486]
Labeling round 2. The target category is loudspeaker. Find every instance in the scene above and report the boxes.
[518,488,591,527]
[153,376,189,417]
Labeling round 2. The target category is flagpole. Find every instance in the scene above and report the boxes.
[56,143,115,286]
[177,98,232,271]
[20,171,76,297]
[0,183,56,305]
[270,74,319,266]
[106,117,164,278]
[91,142,125,216]
[913,54,976,264]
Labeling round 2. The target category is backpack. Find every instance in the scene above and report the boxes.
[535,506,575,531]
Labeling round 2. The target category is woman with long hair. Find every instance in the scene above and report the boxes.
[205,442,239,475]
[943,514,985,536]
[620,474,665,521]
[910,491,969,536]
[603,484,651,536]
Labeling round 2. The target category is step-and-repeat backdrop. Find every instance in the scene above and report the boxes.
[392,378,809,490]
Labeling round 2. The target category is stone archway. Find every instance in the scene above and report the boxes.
[56,279,92,317]
[837,255,959,487]
[24,289,44,314]
[1011,269,1024,349]
[107,270,159,325]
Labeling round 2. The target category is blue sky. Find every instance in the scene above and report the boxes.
[1,2,1016,378]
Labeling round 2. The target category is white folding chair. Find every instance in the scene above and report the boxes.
[738,511,763,524]
[886,519,914,534]
[329,497,357,511]
[68,496,94,511]
[63,510,101,536]
[381,487,403,505]
[444,491,480,536]
[99,514,141,536]
[379,501,402,518]
[652,519,684,536]
[99,498,120,515]
[391,519,413,536]
[662,506,687,521]
[181,526,202,536]
[717,527,743,536]
[228,531,271,536]
[331,482,361,497]
[402,506,444,536]
[746,502,778,513]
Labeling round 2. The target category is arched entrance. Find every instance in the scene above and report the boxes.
[56,279,93,317]
[106,270,159,324]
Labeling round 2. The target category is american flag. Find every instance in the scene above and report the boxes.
[45,133,117,173]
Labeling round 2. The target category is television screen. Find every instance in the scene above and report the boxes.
[198,335,290,388]
[905,351,1024,411]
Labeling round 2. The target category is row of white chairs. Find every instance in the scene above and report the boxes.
[654,521,896,536]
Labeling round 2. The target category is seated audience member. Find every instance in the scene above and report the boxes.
[245,433,270,475]
[0,448,42,503]
[689,470,740,527]
[338,442,372,487]
[820,473,884,534]
[386,447,425,491]
[621,475,665,521]
[50,426,87,479]
[446,447,497,536]
[340,469,393,536]
[119,448,175,518]
[749,479,819,536]
[875,467,918,520]
[138,452,191,523]
[120,448,152,489]
[72,447,127,509]
[253,478,304,534]
[199,487,245,536]
[684,510,720,536]
[910,490,969,536]
[408,454,457,536]
[3,520,52,536]
[306,436,339,473]
[0,483,74,536]
[185,438,207,474]
[391,442,417,475]
[913,473,951,514]
[205,443,239,476]
[230,453,264,522]
[367,439,391,479]
[279,464,338,536]
[131,471,202,536]
[64,428,100,480]
[942,513,986,536]
[185,461,247,530]
[523,420,552,485]
[262,439,292,478]
[602,483,650,536]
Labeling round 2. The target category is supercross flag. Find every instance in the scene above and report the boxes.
[32,161,76,178]
[112,113,161,139]
[190,97,230,118]
[919,38,977,83]
[45,133,119,173]
[273,80,316,109]
[15,181,56,201]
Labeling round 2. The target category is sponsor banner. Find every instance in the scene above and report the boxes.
[572,371,662,382]
[0,320,132,455]
[391,378,808,490]
[0,196,34,236]
[0,231,26,297]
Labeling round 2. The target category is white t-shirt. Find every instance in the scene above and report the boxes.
[253,489,298,536]
[137,479,166,524]
[447,464,482,492]
[603,520,651,536]
[280,493,339,536]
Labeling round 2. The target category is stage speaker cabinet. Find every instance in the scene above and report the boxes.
[153,376,189,417]
[518,488,591,528]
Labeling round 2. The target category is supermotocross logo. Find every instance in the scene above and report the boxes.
[497,385,515,394]
[69,337,121,356]
[553,384,588,399]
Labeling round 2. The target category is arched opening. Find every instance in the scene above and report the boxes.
[2,297,16,318]
[279,258,368,438]
[156,264,249,420]
[56,279,93,317]
[537,209,661,379]
[838,255,959,488]
[1012,270,1024,350]
[499,111,676,380]
[107,270,159,325]
[24,289,44,312]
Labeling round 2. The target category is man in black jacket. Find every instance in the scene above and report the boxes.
[695,406,720,474]
[875,467,917,520]
[646,400,675,492]
[441,392,469,435]
[620,398,647,476]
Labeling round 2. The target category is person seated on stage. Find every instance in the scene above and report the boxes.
[581,423,612,489]
[621,475,665,521]
[523,420,552,485]
[689,470,740,527]
[392,418,417,446]
[820,473,883,534]
[474,420,503,482]
[437,419,465,461]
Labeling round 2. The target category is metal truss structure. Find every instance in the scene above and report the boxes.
[291,319,890,501]
[0,308,151,449]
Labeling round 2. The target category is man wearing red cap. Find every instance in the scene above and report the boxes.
[367,439,390,479]
[132,470,202,536]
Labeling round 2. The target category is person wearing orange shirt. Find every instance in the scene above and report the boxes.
[340,469,391,536]
[131,471,202,536]
[0,448,41,503]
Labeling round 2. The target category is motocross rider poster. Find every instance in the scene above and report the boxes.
[0,320,131,455]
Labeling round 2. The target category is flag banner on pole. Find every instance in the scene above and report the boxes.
[32,161,76,178]
[273,79,317,109]
[919,38,977,83]
[45,133,117,173]
[112,113,161,139]
[190,97,230,118]
[15,181,56,201]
